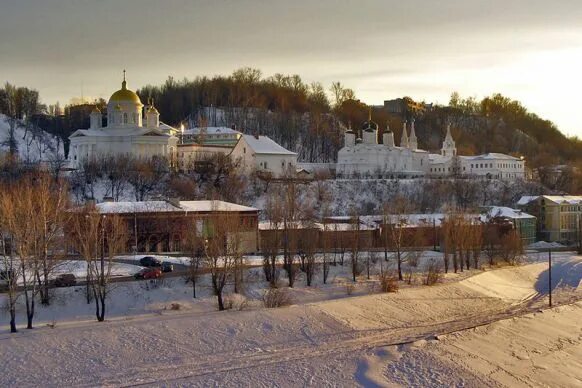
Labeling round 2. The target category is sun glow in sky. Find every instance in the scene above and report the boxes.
[1,0,581,135]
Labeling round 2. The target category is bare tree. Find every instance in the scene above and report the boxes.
[32,174,69,306]
[127,156,168,201]
[383,196,413,280]
[0,177,42,329]
[182,218,203,298]
[348,208,361,283]
[204,209,241,311]
[0,191,22,332]
[69,206,126,321]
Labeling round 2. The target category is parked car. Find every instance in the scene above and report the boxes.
[139,256,162,267]
[134,267,162,280]
[161,262,174,273]
[54,273,77,287]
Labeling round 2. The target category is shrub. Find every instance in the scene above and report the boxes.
[345,283,355,295]
[423,260,443,286]
[262,288,292,308]
[169,303,182,311]
[379,272,399,293]
[224,294,250,311]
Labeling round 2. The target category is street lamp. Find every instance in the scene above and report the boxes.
[180,123,185,145]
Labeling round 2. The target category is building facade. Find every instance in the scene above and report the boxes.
[517,195,582,243]
[87,199,259,254]
[230,134,297,177]
[337,116,526,180]
[68,73,178,167]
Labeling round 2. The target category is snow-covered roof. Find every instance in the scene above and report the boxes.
[259,221,322,230]
[184,126,241,136]
[428,153,450,164]
[70,128,173,138]
[241,135,296,155]
[518,195,582,206]
[461,153,521,161]
[517,195,540,206]
[94,200,257,214]
[483,206,535,220]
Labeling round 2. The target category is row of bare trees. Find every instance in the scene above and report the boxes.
[0,169,134,331]
[0,173,68,332]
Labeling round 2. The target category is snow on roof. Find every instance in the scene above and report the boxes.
[428,153,450,164]
[540,195,582,205]
[259,221,322,230]
[483,206,535,219]
[517,195,540,206]
[184,126,241,136]
[70,128,172,138]
[95,200,257,214]
[461,153,521,161]
[242,135,296,155]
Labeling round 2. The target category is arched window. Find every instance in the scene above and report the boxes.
[123,113,128,124]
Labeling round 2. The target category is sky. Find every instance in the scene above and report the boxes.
[1,0,581,136]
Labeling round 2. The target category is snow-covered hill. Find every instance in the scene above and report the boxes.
[0,113,63,162]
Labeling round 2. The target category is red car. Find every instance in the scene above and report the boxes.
[134,267,162,280]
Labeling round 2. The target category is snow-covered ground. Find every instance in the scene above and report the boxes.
[0,113,63,162]
[0,253,580,386]
[1,259,143,285]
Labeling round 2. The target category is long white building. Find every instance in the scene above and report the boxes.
[336,116,525,180]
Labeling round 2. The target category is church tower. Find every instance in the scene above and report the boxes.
[344,122,356,147]
[400,121,409,148]
[382,121,394,147]
[146,98,160,129]
[106,70,143,128]
[441,123,457,157]
[409,119,418,150]
[362,108,378,144]
[90,106,102,129]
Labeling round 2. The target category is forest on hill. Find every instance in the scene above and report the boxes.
[1,68,581,169]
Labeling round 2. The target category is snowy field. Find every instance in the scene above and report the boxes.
[0,253,580,386]
[0,260,143,285]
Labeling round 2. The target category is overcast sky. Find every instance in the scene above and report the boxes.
[1,0,581,135]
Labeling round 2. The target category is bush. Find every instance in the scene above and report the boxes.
[423,260,443,286]
[169,303,182,311]
[262,288,292,308]
[345,283,355,295]
[224,294,250,311]
[379,272,399,293]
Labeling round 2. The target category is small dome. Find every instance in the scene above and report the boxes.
[109,78,142,105]
[362,120,378,132]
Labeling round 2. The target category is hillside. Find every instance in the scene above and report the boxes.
[134,71,580,169]
[0,114,63,162]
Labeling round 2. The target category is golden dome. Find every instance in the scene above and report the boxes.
[109,78,142,105]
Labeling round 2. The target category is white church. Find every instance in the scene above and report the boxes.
[68,73,178,167]
[336,115,525,180]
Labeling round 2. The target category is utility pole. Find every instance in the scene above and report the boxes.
[548,247,552,307]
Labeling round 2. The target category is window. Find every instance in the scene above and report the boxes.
[243,147,246,154]
[123,113,128,124]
